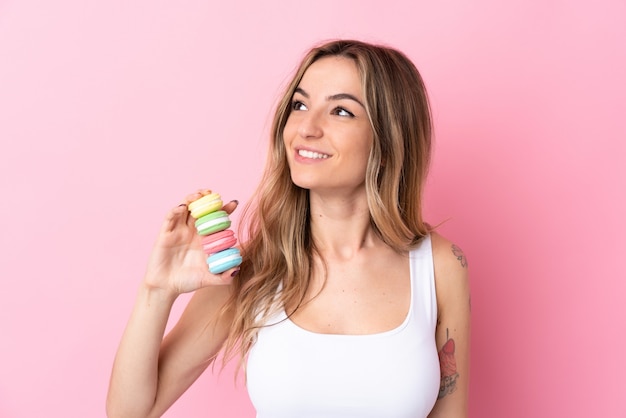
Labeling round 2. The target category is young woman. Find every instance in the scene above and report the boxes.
[107,39,471,418]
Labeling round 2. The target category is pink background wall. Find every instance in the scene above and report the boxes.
[1,1,624,417]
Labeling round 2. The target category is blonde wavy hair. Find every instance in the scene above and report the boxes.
[220,39,433,367]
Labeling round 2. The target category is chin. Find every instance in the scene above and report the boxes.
[290,175,315,190]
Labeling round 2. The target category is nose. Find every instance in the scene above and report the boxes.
[297,111,323,139]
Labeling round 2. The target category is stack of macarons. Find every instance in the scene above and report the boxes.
[187,192,242,274]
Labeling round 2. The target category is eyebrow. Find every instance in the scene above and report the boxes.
[294,87,365,109]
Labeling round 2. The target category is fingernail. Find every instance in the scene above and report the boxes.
[230,200,239,205]
[178,203,187,207]
[230,269,240,278]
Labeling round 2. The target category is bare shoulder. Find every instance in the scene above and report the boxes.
[429,231,470,309]
[430,231,468,270]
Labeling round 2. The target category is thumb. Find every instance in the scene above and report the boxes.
[222,200,239,215]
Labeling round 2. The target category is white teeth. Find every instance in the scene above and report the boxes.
[298,149,329,159]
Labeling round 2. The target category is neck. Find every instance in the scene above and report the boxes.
[308,189,381,260]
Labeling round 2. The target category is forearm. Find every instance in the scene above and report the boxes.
[107,283,178,418]
[106,194,238,417]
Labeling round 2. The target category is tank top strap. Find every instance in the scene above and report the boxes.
[409,234,438,330]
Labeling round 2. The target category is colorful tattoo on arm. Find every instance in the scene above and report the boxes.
[438,328,460,399]
[451,244,468,268]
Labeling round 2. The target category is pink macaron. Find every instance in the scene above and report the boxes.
[201,229,238,255]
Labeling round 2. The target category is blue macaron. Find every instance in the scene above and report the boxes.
[207,247,242,274]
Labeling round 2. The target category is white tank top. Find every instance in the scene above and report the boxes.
[246,235,440,418]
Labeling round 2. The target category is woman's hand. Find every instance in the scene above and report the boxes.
[144,189,239,296]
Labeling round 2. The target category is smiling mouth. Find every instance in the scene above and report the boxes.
[298,149,330,159]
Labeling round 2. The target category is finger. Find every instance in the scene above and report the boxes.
[222,200,239,215]
[199,267,239,287]
[218,267,240,285]
[183,192,203,205]
[186,207,196,229]
[162,204,190,233]
[183,189,212,205]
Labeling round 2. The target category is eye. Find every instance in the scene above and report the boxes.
[291,100,307,111]
[332,107,355,117]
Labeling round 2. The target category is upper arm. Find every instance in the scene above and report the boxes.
[428,232,471,418]
[150,285,234,417]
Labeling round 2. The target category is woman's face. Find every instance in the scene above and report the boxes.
[283,56,374,195]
